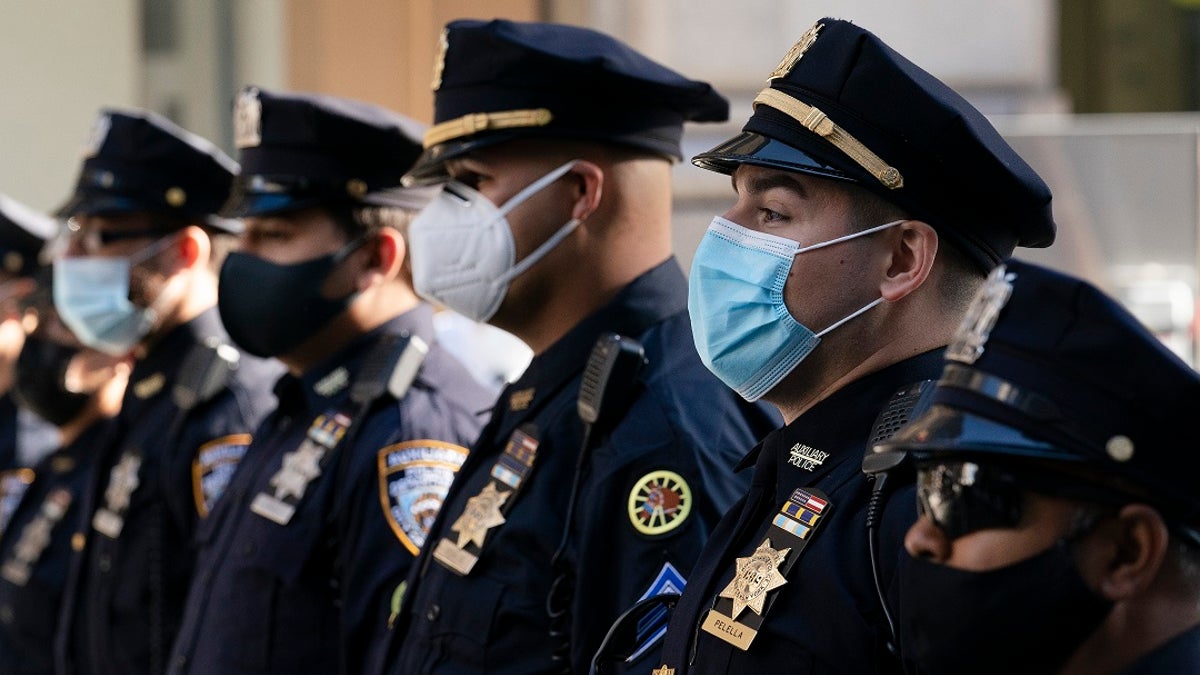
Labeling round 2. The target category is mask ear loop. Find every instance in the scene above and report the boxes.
[493,159,584,286]
[496,160,580,218]
[799,219,905,338]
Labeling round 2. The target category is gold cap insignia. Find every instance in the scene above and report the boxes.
[652,667,676,675]
[947,264,1015,364]
[768,22,824,82]
[83,114,111,158]
[234,88,263,149]
[432,28,449,91]
[346,178,368,198]
[2,252,22,274]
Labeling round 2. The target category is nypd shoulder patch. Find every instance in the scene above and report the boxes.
[378,440,469,555]
[192,434,252,517]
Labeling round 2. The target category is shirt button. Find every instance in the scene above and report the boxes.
[98,554,112,573]
[426,604,440,622]
[175,654,188,670]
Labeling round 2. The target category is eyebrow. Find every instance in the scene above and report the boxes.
[731,169,809,200]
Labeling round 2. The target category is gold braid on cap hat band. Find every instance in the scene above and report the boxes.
[423,108,554,148]
[753,88,903,189]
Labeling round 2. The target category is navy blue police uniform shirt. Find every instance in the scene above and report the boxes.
[0,396,59,532]
[166,303,493,675]
[1118,624,1200,675]
[0,420,110,675]
[55,308,279,675]
[383,259,780,675]
[658,350,942,674]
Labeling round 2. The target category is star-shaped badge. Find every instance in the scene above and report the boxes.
[270,443,324,501]
[104,453,142,513]
[719,539,791,620]
[451,483,510,549]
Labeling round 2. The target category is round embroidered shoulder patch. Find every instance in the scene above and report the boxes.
[378,440,469,555]
[627,470,692,536]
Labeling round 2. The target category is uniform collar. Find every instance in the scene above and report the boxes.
[736,348,945,489]
[124,307,227,411]
[490,257,687,439]
[275,303,438,417]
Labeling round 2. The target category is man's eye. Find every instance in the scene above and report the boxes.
[759,208,786,224]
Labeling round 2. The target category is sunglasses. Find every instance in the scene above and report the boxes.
[916,461,1027,540]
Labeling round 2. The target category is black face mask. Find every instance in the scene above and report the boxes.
[217,238,366,358]
[12,335,91,427]
[898,541,1113,675]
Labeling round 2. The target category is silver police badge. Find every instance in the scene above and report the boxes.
[234,88,263,149]
[947,264,1016,364]
[378,440,468,555]
[82,113,111,158]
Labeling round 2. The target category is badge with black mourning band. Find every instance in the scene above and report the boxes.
[378,440,469,556]
[1,488,72,586]
[250,412,350,526]
[92,451,142,539]
[433,424,539,575]
[701,487,831,650]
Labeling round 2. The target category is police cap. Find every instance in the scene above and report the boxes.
[224,86,434,218]
[874,259,1200,535]
[692,18,1055,271]
[402,18,730,186]
[56,108,240,232]
[0,195,56,277]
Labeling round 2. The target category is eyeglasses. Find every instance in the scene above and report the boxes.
[916,461,1026,540]
[63,218,172,253]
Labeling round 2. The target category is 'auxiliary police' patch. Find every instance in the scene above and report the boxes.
[628,470,692,536]
[378,440,469,555]
[192,434,253,517]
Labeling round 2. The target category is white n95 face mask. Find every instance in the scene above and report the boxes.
[408,160,581,322]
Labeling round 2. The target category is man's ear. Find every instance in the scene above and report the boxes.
[356,228,404,292]
[568,160,604,222]
[1090,504,1171,601]
[879,220,937,302]
[175,226,211,271]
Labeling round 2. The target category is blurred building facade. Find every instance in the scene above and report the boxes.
[3,0,1200,363]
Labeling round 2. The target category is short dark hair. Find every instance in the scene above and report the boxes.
[843,185,984,313]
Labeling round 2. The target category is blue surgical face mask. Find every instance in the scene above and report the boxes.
[53,236,175,357]
[688,215,902,401]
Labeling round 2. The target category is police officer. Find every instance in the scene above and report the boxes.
[653,18,1056,674]
[165,87,493,675]
[0,196,60,488]
[872,259,1200,675]
[380,19,780,674]
[0,279,130,675]
[52,109,279,675]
